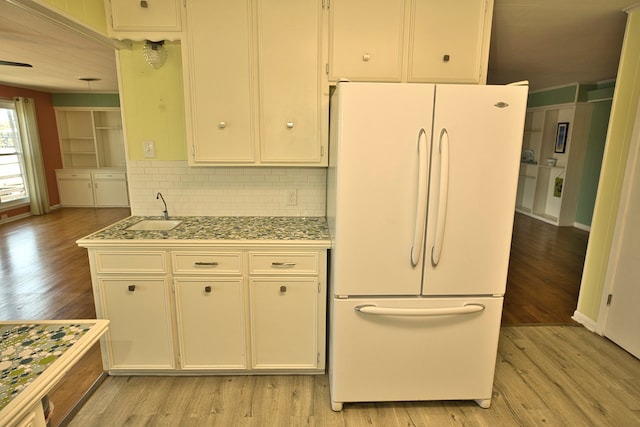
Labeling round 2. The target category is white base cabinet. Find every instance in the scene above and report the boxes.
[86,246,327,375]
[56,169,129,207]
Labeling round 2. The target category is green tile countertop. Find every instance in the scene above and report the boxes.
[0,320,109,426]
[77,216,332,248]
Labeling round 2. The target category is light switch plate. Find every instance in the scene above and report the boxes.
[143,140,156,158]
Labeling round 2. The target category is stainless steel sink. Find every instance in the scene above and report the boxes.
[126,219,183,231]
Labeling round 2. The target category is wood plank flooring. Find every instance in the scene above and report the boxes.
[0,207,131,427]
[0,209,606,426]
[68,325,640,426]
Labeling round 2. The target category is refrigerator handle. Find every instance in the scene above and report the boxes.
[410,128,429,267]
[355,303,485,317]
[431,128,450,267]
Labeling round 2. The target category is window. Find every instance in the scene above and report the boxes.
[0,99,29,206]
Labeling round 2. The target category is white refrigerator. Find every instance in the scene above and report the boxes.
[326,82,528,411]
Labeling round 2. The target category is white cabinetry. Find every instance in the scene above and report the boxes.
[94,251,175,370]
[85,245,327,374]
[328,0,493,84]
[515,104,593,226]
[55,108,125,169]
[248,252,324,370]
[104,0,182,40]
[182,0,327,166]
[56,169,129,207]
[172,251,246,370]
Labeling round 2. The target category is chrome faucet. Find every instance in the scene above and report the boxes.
[156,192,168,219]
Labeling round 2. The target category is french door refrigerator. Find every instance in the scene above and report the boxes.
[326,82,528,411]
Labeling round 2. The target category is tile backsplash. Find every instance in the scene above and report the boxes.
[127,160,327,217]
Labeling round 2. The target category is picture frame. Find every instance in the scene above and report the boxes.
[554,122,569,153]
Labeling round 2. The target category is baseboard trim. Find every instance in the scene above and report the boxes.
[574,222,591,232]
[572,310,598,332]
[58,372,108,427]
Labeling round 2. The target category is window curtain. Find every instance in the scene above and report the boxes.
[14,97,50,215]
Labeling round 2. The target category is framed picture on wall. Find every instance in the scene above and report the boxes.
[554,122,569,153]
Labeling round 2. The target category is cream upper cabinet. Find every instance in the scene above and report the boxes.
[328,0,406,82]
[183,0,255,163]
[104,0,182,40]
[256,0,325,164]
[183,0,327,166]
[329,0,493,84]
[408,0,491,83]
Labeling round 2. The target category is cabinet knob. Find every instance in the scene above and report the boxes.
[204,285,212,293]
[140,1,148,8]
[280,285,287,293]
[286,121,294,129]
[443,54,450,62]
[218,121,227,129]
[128,284,136,292]
[362,53,371,62]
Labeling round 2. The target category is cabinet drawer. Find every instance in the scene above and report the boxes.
[249,252,319,275]
[93,172,126,180]
[95,251,167,274]
[172,252,242,275]
[57,171,92,179]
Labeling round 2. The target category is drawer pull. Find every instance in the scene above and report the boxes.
[204,285,212,293]
[194,262,219,267]
[280,285,287,293]
[271,262,296,268]
[128,285,136,292]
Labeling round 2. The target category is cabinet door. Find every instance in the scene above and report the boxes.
[256,0,325,164]
[93,174,129,207]
[100,278,175,369]
[329,0,406,82]
[408,0,489,83]
[175,278,247,369]
[57,175,94,207]
[249,278,318,369]
[107,0,181,32]
[184,0,255,164]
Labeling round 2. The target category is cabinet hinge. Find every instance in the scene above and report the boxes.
[317,352,320,363]
[325,63,329,75]
[318,282,321,293]
[320,146,324,157]
[606,294,613,306]
[322,0,330,9]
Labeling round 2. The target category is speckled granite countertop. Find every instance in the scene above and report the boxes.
[77,216,332,248]
[0,320,108,426]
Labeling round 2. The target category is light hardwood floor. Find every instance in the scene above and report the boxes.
[68,325,640,426]
[1,209,634,427]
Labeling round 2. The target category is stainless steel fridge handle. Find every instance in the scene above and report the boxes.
[410,128,429,267]
[431,128,450,267]
[355,303,485,316]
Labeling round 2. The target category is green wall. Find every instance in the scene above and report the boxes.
[528,84,577,108]
[578,6,640,322]
[117,41,187,161]
[52,93,120,108]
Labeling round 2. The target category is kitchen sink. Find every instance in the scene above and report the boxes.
[126,219,183,231]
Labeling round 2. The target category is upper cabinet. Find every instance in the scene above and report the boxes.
[328,0,493,84]
[182,0,327,166]
[104,0,182,40]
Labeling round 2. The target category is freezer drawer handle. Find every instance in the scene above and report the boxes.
[354,303,484,317]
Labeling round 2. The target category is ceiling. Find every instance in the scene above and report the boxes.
[0,0,638,94]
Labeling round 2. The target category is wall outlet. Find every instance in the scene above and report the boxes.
[286,189,297,206]
[143,140,156,158]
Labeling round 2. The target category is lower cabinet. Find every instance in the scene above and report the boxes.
[89,247,327,374]
[56,169,129,207]
[99,278,175,370]
[250,278,319,369]
[174,278,247,369]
